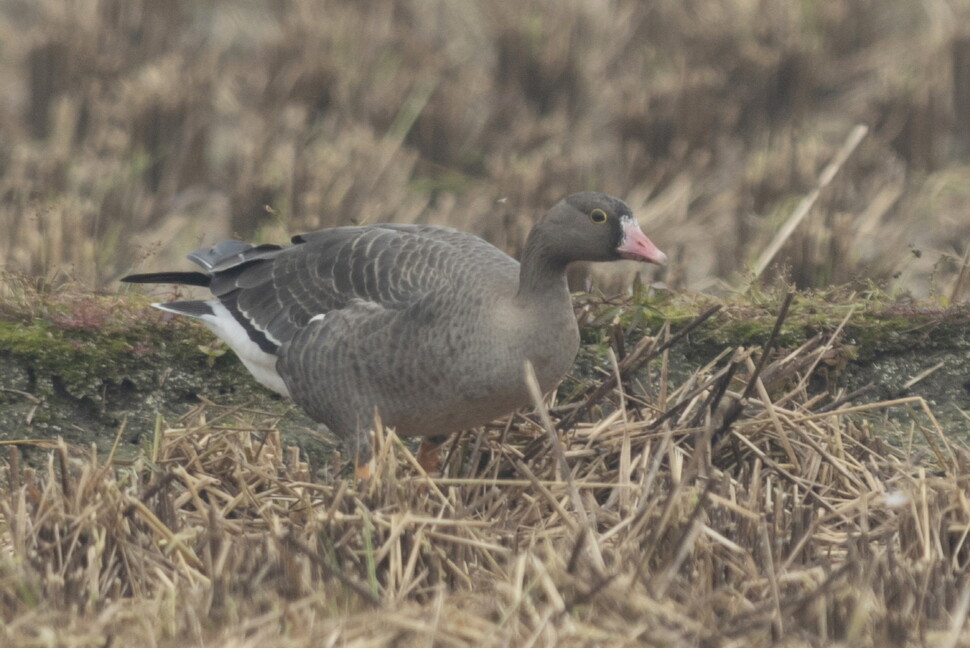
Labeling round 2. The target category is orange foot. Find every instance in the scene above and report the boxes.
[415,435,449,474]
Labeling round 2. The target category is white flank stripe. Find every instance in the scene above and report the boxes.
[309,313,326,323]
[238,305,283,346]
[197,301,290,397]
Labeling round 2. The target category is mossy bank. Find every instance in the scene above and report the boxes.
[1,283,968,467]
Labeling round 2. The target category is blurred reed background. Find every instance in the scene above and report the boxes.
[1,0,969,299]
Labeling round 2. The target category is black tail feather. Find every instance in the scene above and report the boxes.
[121,271,211,287]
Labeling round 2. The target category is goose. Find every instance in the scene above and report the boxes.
[122,192,667,477]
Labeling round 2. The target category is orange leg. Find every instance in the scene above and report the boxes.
[354,462,372,480]
[415,435,449,474]
[351,429,375,481]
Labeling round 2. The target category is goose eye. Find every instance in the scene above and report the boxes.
[589,208,608,224]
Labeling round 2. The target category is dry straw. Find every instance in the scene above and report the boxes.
[2,299,969,646]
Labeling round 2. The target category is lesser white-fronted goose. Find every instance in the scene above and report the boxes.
[122,192,666,476]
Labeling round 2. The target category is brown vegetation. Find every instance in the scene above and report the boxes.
[1,0,969,298]
[2,303,969,646]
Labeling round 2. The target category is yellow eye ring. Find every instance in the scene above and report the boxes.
[590,208,608,224]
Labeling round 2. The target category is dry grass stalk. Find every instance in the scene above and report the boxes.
[1,321,969,646]
[750,125,869,282]
[3,2,970,299]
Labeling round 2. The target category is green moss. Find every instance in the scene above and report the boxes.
[0,315,234,400]
[1,291,258,450]
[568,287,970,401]
[594,289,970,361]
[3,281,968,461]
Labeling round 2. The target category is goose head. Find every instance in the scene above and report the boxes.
[525,192,667,267]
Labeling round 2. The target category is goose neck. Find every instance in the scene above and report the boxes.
[515,239,570,306]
